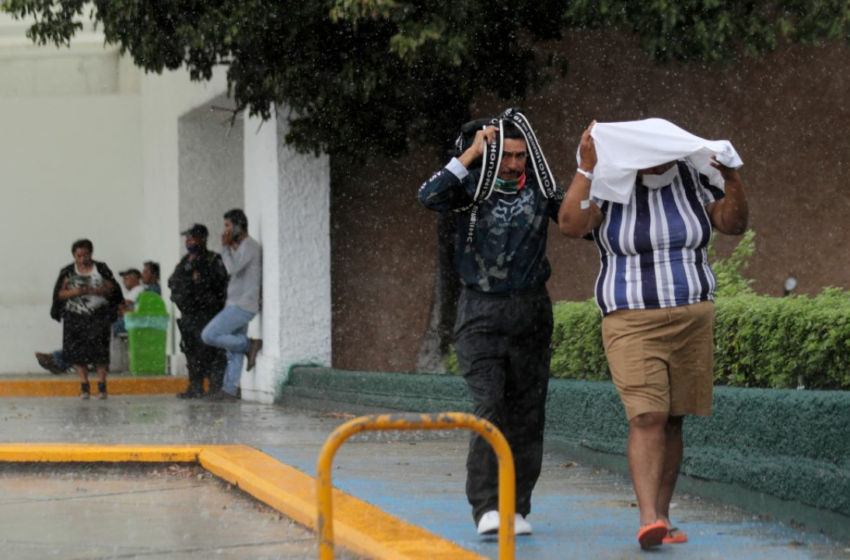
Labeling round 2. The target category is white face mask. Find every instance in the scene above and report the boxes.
[640,164,679,189]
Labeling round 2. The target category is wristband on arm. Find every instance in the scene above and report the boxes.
[576,168,594,181]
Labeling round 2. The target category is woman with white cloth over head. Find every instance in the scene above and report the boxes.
[559,120,749,549]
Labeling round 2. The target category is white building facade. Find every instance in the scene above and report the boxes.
[0,14,331,402]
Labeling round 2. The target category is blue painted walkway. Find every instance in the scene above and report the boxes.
[263,433,846,559]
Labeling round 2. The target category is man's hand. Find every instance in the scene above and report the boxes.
[458,126,499,169]
[472,126,499,157]
[221,224,234,247]
[579,121,597,172]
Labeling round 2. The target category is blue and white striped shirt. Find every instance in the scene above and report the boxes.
[591,160,725,316]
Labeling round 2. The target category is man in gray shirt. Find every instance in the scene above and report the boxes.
[201,209,262,401]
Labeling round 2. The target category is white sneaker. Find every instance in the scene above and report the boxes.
[477,511,500,535]
[476,511,533,536]
[515,514,533,536]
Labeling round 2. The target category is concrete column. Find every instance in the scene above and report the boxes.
[242,110,331,403]
[139,69,228,374]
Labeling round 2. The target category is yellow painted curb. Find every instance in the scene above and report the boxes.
[0,377,190,397]
[200,446,484,560]
[0,443,202,463]
[0,443,485,560]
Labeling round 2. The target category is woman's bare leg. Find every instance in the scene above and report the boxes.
[627,411,668,526]
[656,416,684,528]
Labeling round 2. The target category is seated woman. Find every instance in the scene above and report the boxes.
[51,239,123,400]
[559,121,749,549]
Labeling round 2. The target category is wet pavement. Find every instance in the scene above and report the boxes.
[1,395,849,559]
[0,464,360,560]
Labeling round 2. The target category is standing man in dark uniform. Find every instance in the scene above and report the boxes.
[418,110,564,536]
[169,224,229,399]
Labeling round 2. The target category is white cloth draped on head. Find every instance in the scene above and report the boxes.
[575,118,744,204]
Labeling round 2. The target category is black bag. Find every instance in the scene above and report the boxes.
[452,118,495,168]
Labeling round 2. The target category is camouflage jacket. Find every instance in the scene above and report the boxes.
[419,165,565,294]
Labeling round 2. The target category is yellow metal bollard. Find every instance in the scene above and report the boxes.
[316,412,516,560]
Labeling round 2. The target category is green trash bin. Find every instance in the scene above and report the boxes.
[124,292,169,375]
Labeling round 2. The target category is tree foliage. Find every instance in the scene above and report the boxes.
[2,0,562,157]
[565,0,850,64]
[4,0,850,158]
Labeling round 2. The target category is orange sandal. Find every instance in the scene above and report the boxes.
[637,520,668,549]
[663,527,688,544]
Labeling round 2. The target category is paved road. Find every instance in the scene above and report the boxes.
[0,395,848,559]
[0,463,357,560]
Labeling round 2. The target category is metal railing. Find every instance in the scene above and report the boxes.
[316,412,516,560]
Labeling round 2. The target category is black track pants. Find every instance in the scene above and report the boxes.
[178,316,226,394]
[454,287,553,524]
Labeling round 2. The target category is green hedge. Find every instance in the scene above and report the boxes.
[451,292,850,389]
[550,299,607,380]
[548,290,850,390]
[445,232,850,389]
[713,289,850,389]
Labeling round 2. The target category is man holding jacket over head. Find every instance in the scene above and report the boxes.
[418,109,564,537]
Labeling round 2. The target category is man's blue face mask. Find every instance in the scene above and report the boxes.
[187,244,202,254]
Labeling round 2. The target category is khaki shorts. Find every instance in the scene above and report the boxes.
[602,301,715,421]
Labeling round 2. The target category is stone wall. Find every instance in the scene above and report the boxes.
[330,30,850,372]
